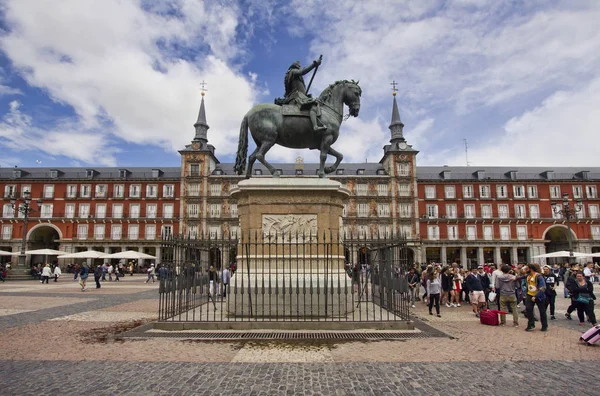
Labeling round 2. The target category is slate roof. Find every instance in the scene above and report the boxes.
[212,162,388,177]
[0,167,181,180]
[416,166,600,181]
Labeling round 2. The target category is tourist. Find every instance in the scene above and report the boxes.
[464,267,485,317]
[94,265,103,288]
[30,266,40,280]
[583,263,594,282]
[79,262,89,291]
[40,263,52,284]
[441,267,452,307]
[564,264,580,320]
[407,267,420,308]
[477,266,492,304]
[101,263,108,281]
[542,265,558,320]
[495,265,519,327]
[208,265,217,296]
[73,263,79,281]
[145,264,156,283]
[490,264,503,309]
[158,264,167,281]
[222,266,231,298]
[129,261,134,276]
[524,264,548,332]
[53,264,61,282]
[570,271,597,326]
[426,268,442,317]
[107,264,114,281]
[450,268,462,307]
[114,264,120,282]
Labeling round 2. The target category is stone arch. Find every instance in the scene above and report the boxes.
[27,223,63,241]
[541,224,577,241]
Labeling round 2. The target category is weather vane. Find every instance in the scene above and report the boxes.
[199,80,208,96]
[390,80,398,96]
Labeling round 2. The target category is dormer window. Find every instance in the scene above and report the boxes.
[336,169,344,175]
[543,170,554,180]
[357,169,365,175]
[119,169,128,178]
[507,171,517,180]
[213,169,223,175]
[50,170,58,178]
[376,169,386,175]
[580,171,590,180]
[151,169,161,178]
[13,169,21,178]
[275,169,282,176]
[441,170,451,180]
[295,169,303,175]
[475,170,485,180]
[86,169,95,178]
[254,169,262,175]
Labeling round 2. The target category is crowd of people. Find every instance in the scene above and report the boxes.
[408,261,598,332]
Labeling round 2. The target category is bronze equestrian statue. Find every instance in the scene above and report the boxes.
[234,56,361,178]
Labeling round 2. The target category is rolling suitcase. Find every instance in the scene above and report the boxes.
[479,309,507,326]
[580,325,600,346]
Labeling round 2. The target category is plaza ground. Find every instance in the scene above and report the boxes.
[0,276,598,395]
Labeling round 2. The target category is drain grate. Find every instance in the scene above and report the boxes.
[119,331,443,340]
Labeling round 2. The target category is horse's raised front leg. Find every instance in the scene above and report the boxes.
[324,146,343,174]
[255,141,278,177]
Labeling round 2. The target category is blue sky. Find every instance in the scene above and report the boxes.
[0,0,599,168]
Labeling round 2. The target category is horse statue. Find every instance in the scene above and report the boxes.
[234,80,362,178]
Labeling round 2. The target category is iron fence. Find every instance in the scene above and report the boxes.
[158,232,410,324]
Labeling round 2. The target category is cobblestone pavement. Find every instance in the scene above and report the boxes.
[0,279,599,395]
[0,360,597,395]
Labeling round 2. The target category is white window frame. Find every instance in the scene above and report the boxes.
[463,185,474,199]
[145,225,156,240]
[466,225,477,240]
[66,184,77,198]
[398,183,410,197]
[77,224,88,240]
[188,183,200,196]
[425,185,436,199]
[444,185,456,199]
[209,184,221,196]
[377,203,390,217]
[111,225,122,240]
[517,225,527,240]
[529,204,540,219]
[496,185,507,198]
[187,203,199,218]
[40,204,53,219]
[94,224,105,240]
[146,184,158,198]
[4,184,16,198]
[447,225,458,241]
[357,203,369,217]
[43,184,54,199]
[377,184,388,196]
[2,204,14,218]
[592,225,600,240]
[129,204,140,219]
[356,184,368,196]
[588,204,599,219]
[513,185,525,199]
[146,204,157,219]
[483,225,494,241]
[128,224,139,240]
[65,204,75,219]
[79,204,90,218]
[573,185,583,199]
[549,185,561,199]
[129,184,141,198]
[426,204,438,219]
[95,184,107,198]
[189,163,200,176]
[1,224,12,240]
[479,185,490,199]
[397,162,410,177]
[481,204,492,219]
[80,184,91,198]
[515,204,526,219]
[163,204,174,219]
[113,184,124,198]
[586,185,597,199]
[112,204,123,219]
[527,185,538,199]
[445,204,456,219]
[209,203,221,218]
[427,225,439,240]
[464,204,475,219]
[95,204,106,219]
[499,225,510,240]
[163,184,174,198]
[230,203,238,217]
[399,203,412,218]
[498,204,509,219]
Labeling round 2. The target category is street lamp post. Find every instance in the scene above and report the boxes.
[551,193,583,263]
[9,190,42,269]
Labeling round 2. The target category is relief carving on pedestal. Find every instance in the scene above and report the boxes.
[262,214,317,242]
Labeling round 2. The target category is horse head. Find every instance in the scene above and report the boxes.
[343,80,361,117]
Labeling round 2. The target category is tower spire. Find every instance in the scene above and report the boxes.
[389,82,404,142]
[193,81,209,143]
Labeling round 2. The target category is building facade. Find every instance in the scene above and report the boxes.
[1,93,599,267]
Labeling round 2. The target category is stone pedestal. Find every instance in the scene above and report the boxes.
[229,178,351,317]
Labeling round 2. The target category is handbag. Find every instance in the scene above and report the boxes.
[576,294,591,304]
[488,291,497,303]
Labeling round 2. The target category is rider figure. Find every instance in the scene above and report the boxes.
[276,57,326,132]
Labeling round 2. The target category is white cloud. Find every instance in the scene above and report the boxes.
[0,0,257,164]
[440,77,600,166]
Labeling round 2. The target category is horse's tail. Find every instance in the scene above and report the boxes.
[234,115,249,175]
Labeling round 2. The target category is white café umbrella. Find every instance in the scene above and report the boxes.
[58,250,106,259]
[531,250,592,258]
[100,250,157,260]
[0,250,14,256]
[21,248,66,266]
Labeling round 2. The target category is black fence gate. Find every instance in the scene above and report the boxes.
[158,232,410,326]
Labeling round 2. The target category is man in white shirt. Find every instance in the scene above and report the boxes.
[490,264,504,309]
[221,266,231,298]
[583,263,593,281]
